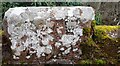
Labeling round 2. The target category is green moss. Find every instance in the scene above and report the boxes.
[0,29,3,36]
[80,37,96,47]
[94,25,120,40]
[83,28,91,37]
[20,61,26,65]
[79,25,119,64]
[78,59,106,64]
[78,60,92,64]
[94,29,111,40]
[91,20,96,28]
[95,25,120,32]
[86,38,96,46]
[94,59,106,64]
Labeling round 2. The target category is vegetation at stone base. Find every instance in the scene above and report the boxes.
[83,28,91,37]
[78,25,120,64]
[78,59,106,64]
[83,20,97,38]
[0,29,3,36]
[95,25,120,32]
[95,12,102,25]
[94,59,106,64]
[91,20,96,28]
[78,60,92,64]
[94,25,120,40]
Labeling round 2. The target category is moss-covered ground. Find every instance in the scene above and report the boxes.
[78,21,120,64]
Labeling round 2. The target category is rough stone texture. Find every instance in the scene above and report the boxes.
[3,7,95,64]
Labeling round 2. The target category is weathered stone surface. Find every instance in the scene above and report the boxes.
[3,6,95,63]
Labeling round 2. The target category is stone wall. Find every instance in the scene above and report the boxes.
[3,7,95,64]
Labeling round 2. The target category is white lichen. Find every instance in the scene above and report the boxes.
[63,47,71,55]
[73,48,78,52]
[60,47,65,51]
[26,55,31,59]
[13,55,19,59]
[42,53,46,56]
[55,42,61,48]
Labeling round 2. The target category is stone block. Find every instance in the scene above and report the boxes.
[3,6,95,63]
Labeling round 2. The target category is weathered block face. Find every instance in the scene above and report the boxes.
[4,7,95,63]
